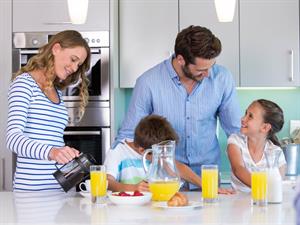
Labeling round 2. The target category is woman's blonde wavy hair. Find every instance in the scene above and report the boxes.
[12,30,91,119]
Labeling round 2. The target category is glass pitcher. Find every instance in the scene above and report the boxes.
[265,149,283,203]
[142,140,180,201]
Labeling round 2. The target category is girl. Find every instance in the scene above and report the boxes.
[227,99,287,192]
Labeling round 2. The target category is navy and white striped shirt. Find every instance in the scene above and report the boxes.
[6,73,68,191]
[115,56,241,177]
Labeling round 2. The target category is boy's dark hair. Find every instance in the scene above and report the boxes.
[175,25,221,65]
[134,115,179,149]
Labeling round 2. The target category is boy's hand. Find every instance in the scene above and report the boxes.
[134,180,149,192]
[218,187,236,195]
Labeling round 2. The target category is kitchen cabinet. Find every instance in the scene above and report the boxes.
[119,0,178,88]
[119,0,299,88]
[179,0,240,85]
[0,0,13,191]
[240,0,299,87]
[13,0,109,32]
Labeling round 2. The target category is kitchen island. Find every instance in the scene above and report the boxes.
[0,183,297,225]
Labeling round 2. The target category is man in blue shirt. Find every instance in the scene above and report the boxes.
[115,25,241,189]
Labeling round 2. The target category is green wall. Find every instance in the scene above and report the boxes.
[115,88,300,172]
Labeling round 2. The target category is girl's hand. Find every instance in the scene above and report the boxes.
[49,146,80,164]
[218,187,236,195]
[134,180,149,192]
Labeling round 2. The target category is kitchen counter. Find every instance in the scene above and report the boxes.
[0,183,297,225]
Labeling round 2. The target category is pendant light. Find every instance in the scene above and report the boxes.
[214,0,236,22]
[67,0,89,24]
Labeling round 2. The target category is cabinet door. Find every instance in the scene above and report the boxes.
[119,0,178,88]
[180,0,240,85]
[13,0,109,32]
[240,0,299,87]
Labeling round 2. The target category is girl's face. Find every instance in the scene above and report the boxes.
[52,43,87,81]
[241,102,269,137]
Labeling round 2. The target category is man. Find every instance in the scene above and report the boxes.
[115,25,241,189]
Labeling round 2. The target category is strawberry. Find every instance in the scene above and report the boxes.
[118,191,131,196]
[132,191,144,196]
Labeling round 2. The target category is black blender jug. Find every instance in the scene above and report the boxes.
[53,153,96,192]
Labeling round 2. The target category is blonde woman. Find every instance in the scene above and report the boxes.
[6,30,91,191]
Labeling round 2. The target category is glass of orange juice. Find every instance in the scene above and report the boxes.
[201,165,218,203]
[251,168,267,206]
[90,165,107,204]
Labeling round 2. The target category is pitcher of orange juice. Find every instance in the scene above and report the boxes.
[142,140,180,201]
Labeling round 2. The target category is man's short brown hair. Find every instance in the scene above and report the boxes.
[175,25,221,65]
[134,115,179,149]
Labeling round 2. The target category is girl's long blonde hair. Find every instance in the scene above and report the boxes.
[12,30,91,119]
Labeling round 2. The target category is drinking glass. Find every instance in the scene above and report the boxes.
[201,165,218,203]
[251,168,267,206]
[90,165,107,204]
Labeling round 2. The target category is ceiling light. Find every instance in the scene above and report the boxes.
[67,0,89,24]
[214,0,236,22]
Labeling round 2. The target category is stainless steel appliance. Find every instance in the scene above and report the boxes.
[283,143,300,180]
[12,31,110,164]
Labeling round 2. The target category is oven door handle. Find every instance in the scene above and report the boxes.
[19,49,39,54]
[64,131,101,135]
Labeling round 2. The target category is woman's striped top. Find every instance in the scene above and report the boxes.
[6,73,68,191]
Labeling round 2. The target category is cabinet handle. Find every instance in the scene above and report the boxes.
[289,49,294,81]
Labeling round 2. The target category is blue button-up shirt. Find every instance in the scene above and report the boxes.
[115,56,241,177]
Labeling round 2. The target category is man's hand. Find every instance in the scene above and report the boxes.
[49,146,80,164]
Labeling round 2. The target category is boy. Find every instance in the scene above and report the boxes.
[105,115,234,194]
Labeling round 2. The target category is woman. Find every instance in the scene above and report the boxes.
[6,30,91,191]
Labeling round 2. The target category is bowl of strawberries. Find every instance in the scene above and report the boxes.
[108,191,152,206]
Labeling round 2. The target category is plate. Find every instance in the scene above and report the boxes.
[152,201,203,210]
[108,192,152,205]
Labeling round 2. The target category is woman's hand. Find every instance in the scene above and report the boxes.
[49,146,80,164]
[218,187,236,195]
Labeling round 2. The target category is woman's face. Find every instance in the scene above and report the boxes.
[52,43,87,81]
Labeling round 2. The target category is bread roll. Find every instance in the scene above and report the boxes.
[167,192,189,207]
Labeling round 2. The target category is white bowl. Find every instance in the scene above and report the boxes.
[108,192,152,205]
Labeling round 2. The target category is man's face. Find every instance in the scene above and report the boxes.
[181,57,216,82]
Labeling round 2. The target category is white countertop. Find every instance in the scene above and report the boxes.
[0,183,297,225]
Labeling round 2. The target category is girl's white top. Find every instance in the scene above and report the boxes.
[227,133,286,192]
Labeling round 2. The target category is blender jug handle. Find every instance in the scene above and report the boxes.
[142,149,152,172]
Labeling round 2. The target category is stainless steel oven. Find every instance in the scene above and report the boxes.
[12,31,110,165]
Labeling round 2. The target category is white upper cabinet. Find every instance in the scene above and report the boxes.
[240,0,299,87]
[179,0,240,85]
[13,0,109,32]
[119,0,178,88]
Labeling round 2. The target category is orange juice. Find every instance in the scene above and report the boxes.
[251,171,267,203]
[149,181,180,201]
[201,168,218,200]
[90,171,107,197]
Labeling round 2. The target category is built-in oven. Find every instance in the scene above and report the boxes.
[12,31,110,168]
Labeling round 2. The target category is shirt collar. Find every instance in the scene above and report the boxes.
[166,54,180,80]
